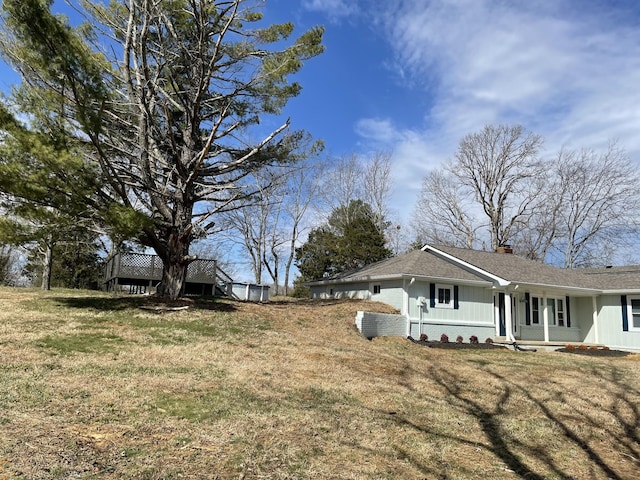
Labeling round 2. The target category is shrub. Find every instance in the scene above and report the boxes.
[440,334,449,343]
[419,333,428,342]
[456,335,463,343]
[578,344,588,350]
[602,346,610,351]
[588,345,599,350]
[565,344,576,351]
[469,335,479,344]
[485,338,493,344]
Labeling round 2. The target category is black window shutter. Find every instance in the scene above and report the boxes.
[430,283,436,308]
[622,295,629,332]
[565,296,571,328]
[525,293,531,325]
[454,285,459,310]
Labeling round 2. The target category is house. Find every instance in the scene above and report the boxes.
[307,244,640,351]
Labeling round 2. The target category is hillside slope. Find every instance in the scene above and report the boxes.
[0,288,638,479]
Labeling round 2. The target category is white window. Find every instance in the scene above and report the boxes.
[531,297,540,324]
[629,297,640,331]
[557,298,565,327]
[436,284,453,309]
[531,296,567,327]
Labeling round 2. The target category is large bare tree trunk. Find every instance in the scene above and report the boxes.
[156,231,191,300]
[41,237,54,291]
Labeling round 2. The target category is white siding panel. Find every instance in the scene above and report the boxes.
[596,295,640,351]
[375,280,404,311]
[408,281,494,324]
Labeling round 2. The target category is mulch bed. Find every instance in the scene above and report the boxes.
[408,337,507,350]
[556,347,632,357]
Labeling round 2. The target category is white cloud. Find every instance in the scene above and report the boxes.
[355,0,640,223]
[302,0,358,20]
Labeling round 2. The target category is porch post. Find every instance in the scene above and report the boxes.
[504,292,514,342]
[543,292,550,342]
[592,296,599,344]
[494,293,500,337]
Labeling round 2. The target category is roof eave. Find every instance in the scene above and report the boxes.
[306,273,493,288]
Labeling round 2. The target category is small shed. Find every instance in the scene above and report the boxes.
[104,252,232,296]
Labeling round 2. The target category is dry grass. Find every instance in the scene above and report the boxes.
[0,287,639,479]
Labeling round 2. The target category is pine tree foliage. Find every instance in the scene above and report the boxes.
[0,0,324,299]
[295,200,392,283]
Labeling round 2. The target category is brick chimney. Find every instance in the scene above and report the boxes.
[496,244,513,254]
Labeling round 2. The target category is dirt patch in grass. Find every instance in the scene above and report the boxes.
[1,288,639,479]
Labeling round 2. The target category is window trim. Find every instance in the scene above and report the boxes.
[627,296,640,332]
[372,284,381,295]
[435,284,454,309]
[530,296,569,328]
[531,297,540,324]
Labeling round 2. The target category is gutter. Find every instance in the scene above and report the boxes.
[306,273,492,288]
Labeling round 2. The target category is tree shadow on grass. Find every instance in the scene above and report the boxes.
[354,357,639,479]
[49,294,239,312]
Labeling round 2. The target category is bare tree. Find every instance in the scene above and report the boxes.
[318,154,364,222]
[218,158,323,294]
[553,143,640,268]
[411,169,480,248]
[450,124,545,250]
[219,168,284,285]
[317,151,395,239]
[362,151,393,234]
[280,161,324,295]
[0,243,19,286]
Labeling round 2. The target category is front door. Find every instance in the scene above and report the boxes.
[512,295,518,337]
[498,292,506,337]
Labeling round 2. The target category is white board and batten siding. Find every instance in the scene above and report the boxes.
[371,280,404,311]
[593,294,640,352]
[310,282,369,300]
[407,281,494,339]
[309,280,404,311]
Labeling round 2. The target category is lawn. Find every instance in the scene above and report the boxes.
[0,287,638,479]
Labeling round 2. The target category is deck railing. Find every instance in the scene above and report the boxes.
[104,252,222,285]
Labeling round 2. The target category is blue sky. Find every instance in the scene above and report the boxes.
[2,0,640,227]
[261,0,640,225]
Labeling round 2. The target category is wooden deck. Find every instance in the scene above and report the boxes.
[104,252,232,295]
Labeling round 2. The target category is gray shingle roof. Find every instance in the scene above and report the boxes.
[430,245,598,289]
[309,245,640,292]
[579,265,640,290]
[313,249,488,284]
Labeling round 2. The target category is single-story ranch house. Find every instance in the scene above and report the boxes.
[307,244,640,351]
